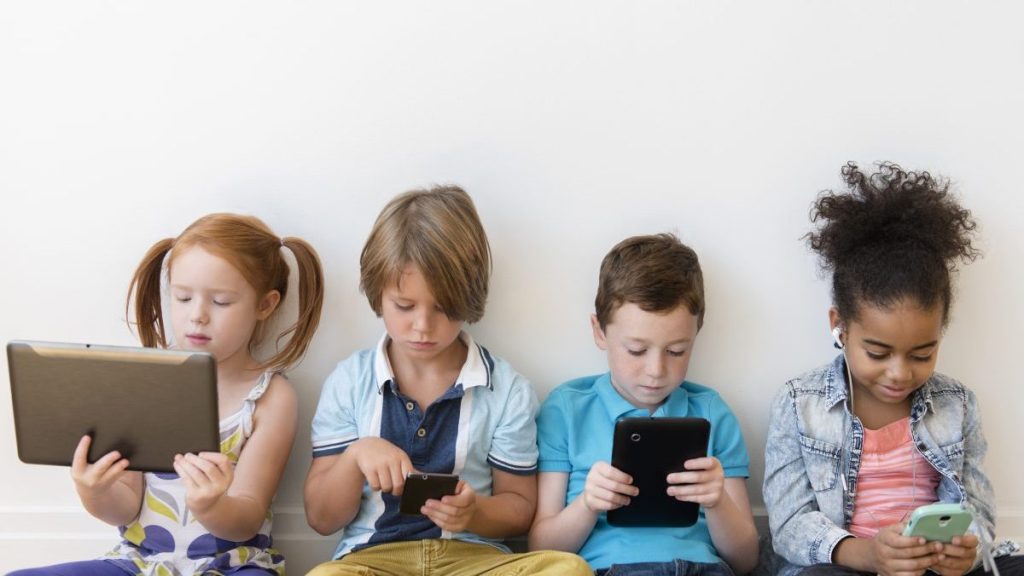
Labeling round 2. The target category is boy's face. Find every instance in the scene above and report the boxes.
[381,264,465,366]
[592,302,700,413]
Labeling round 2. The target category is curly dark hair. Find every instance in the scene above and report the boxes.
[806,161,980,326]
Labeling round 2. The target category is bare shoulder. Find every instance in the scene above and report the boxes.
[252,372,298,427]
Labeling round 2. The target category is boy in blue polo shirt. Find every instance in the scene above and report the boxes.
[530,233,760,575]
[304,186,590,576]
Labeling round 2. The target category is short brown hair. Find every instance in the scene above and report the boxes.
[360,185,491,323]
[595,233,705,331]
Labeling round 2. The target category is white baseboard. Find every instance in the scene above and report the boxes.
[0,506,336,574]
[1,507,1020,573]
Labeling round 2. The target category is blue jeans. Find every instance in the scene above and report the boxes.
[795,554,1024,576]
[597,560,735,576]
[6,559,276,576]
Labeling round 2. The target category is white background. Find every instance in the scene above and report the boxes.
[1,1,1022,573]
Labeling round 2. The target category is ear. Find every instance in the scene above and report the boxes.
[256,290,282,321]
[591,314,609,351]
[828,307,843,333]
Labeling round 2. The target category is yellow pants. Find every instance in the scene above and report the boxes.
[306,539,592,576]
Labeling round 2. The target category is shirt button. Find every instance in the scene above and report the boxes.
[405,402,415,411]
[416,428,426,438]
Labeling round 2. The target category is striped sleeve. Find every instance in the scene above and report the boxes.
[311,361,360,458]
[487,373,540,475]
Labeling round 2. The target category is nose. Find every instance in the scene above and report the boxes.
[645,353,666,379]
[412,308,433,335]
[886,357,913,385]
[190,300,209,325]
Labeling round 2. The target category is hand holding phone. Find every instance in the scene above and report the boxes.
[902,503,973,543]
[399,473,459,515]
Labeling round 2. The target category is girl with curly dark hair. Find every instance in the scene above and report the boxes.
[763,162,1022,576]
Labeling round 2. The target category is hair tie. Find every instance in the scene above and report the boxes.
[280,237,286,248]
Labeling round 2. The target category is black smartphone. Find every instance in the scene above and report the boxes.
[399,472,460,515]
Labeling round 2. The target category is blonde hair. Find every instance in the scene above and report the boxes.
[595,233,705,331]
[360,185,491,323]
[127,213,325,371]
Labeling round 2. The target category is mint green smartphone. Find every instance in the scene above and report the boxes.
[902,503,973,543]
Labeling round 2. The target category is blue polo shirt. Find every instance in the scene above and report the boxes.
[537,373,750,569]
[311,332,539,559]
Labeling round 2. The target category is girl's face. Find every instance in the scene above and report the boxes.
[832,299,944,409]
[169,247,278,368]
[380,264,465,366]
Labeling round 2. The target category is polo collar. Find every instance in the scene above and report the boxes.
[372,331,494,394]
[595,372,691,420]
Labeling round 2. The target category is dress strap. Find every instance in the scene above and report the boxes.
[245,371,276,402]
[240,371,276,438]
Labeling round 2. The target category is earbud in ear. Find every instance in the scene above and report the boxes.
[832,326,844,349]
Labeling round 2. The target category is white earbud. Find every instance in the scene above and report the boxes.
[832,326,844,349]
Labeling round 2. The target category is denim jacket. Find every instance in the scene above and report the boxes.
[763,354,995,576]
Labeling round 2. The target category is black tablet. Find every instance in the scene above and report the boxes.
[607,416,711,527]
[6,340,220,473]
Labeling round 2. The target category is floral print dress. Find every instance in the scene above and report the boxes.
[102,372,285,576]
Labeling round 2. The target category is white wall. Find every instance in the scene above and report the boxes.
[2,1,1022,573]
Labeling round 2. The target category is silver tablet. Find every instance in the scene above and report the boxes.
[6,340,219,473]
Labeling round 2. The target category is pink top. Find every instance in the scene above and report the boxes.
[849,417,941,538]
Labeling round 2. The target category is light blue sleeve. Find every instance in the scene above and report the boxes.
[536,387,572,473]
[486,370,540,475]
[708,393,750,478]
[310,359,361,458]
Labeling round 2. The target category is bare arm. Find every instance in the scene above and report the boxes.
[529,461,640,553]
[304,436,414,535]
[528,471,599,552]
[465,469,536,538]
[71,435,144,526]
[705,478,760,575]
[178,375,297,541]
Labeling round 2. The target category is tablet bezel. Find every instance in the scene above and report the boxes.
[607,416,711,527]
[7,340,220,473]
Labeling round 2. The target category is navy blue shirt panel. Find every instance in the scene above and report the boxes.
[362,381,464,547]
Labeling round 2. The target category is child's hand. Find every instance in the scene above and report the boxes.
[70,435,131,498]
[666,456,725,509]
[175,452,233,514]
[870,523,941,576]
[350,437,414,495]
[928,534,979,576]
[422,480,476,532]
[581,461,638,513]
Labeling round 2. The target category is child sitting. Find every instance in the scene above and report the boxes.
[529,233,759,576]
[10,213,325,575]
[763,162,1024,576]
[303,185,590,575]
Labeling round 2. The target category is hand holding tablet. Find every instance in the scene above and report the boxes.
[607,416,711,527]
